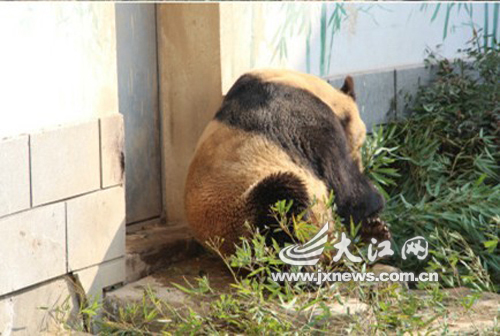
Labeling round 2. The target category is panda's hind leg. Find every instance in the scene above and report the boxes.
[245,172,310,247]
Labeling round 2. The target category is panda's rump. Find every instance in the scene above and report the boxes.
[185,121,330,253]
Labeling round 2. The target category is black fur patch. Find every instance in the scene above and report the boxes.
[215,74,384,226]
[246,172,309,246]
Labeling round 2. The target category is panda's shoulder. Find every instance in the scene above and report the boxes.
[244,69,354,118]
[216,70,337,133]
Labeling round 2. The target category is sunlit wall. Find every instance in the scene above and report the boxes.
[221,3,498,92]
[0,3,118,138]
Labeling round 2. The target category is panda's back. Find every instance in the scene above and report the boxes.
[185,71,378,254]
[215,73,356,193]
[185,115,330,252]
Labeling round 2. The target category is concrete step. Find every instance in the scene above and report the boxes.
[105,254,233,318]
[125,223,203,283]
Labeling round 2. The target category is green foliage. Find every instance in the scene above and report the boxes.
[361,125,401,200]
[363,39,500,290]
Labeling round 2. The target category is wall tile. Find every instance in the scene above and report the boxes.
[31,121,100,206]
[75,257,125,298]
[0,276,79,335]
[0,203,66,296]
[396,65,437,117]
[0,135,30,217]
[67,187,125,271]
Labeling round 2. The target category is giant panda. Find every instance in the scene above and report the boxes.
[185,69,390,255]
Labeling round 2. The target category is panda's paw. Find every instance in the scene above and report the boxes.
[361,217,392,242]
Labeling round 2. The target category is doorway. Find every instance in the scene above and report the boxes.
[116,4,163,227]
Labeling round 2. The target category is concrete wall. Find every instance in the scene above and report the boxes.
[327,65,437,131]
[0,3,118,139]
[157,4,223,224]
[0,4,125,334]
[0,116,126,334]
[219,3,496,92]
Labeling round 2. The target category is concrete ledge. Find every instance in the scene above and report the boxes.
[327,64,436,132]
[125,223,203,283]
[106,254,231,319]
[75,257,125,299]
[395,65,437,117]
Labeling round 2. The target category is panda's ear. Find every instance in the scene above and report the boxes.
[340,76,356,100]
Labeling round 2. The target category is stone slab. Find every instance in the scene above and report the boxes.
[125,223,201,283]
[0,203,66,296]
[104,276,208,319]
[67,187,125,271]
[106,254,369,332]
[106,254,233,320]
[31,121,100,206]
[75,258,125,299]
[100,114,125,188]
[0,276,79,336]
[0,135,30,218]
[396,65,437,117]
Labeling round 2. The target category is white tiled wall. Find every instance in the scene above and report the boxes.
[0,135,30,217]
[0,276,79,335]
[76,257,126,298]
[0,115,126,299]
[67,186,125,271]
[31,121,101,206]
[0,203,66,296]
